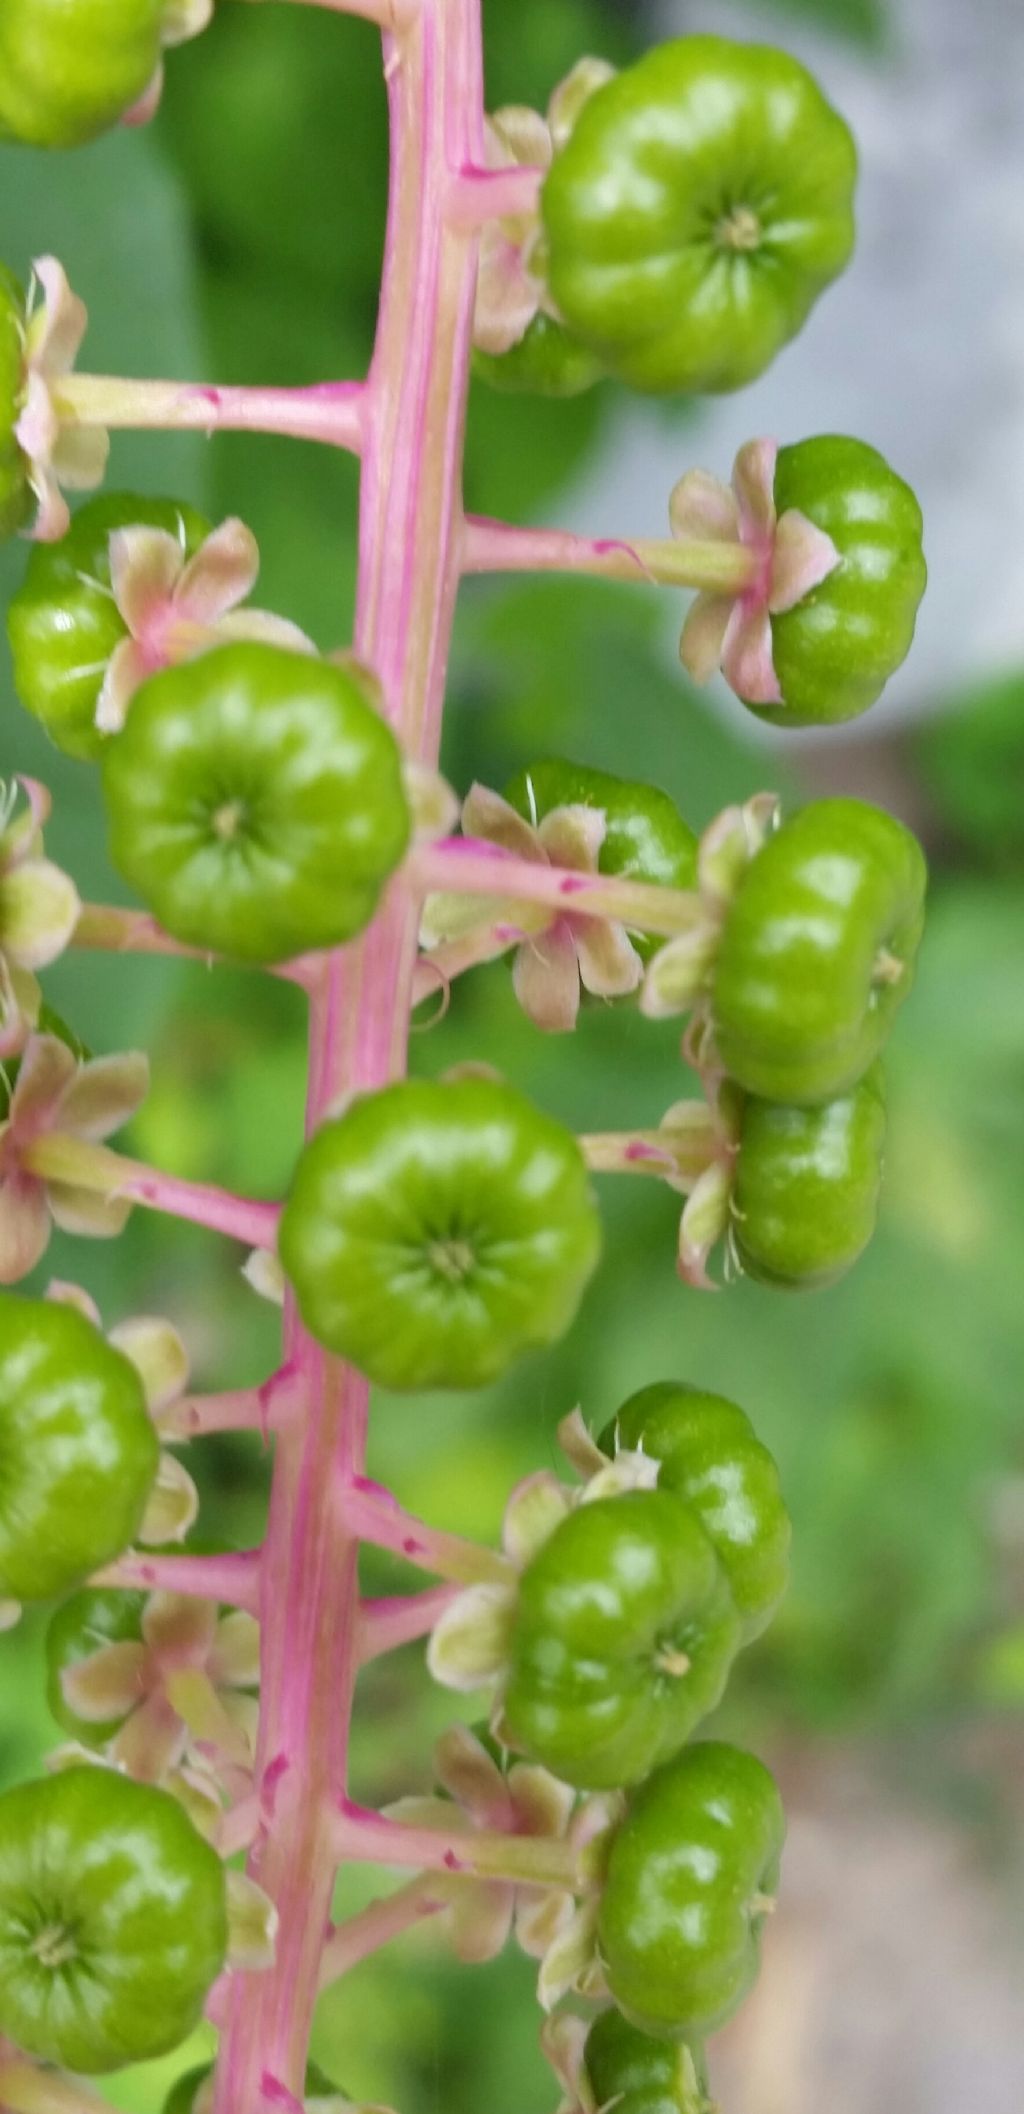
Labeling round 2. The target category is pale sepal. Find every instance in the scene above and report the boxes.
[44,1278,102,1324]
[541,2009,598,2114]
[513,1882,574,1962]
[210,1609,261,1689]
[506,1762,575,1844]
[577,1449,659,1506]
[138,1452,200,1545]
[502,1471,571,1570]
[109,1313,190,1417]
[678,1162,735,1290]
[434,1722,511,1826]
[243,1247,286,1305]
[59,1640,146,1725]
[142,1589,219,1659]
[513,922,581,1034]
[163,1666,254,1767]
[447,1877,515,1964]
[403,761,460,843]
[0,1599,21,1633]
[426,1582,518,1693]
[47,1181,133,1241]
[57,1049,149,1139]
[0,860,81,971]
[640,913,721,1020]
[537,1897,601,2012]
[556,1408,607,1481]
[226,1870,279,1972]
[547,56,617,151]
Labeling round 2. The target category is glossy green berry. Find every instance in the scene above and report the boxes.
[46,1587,148,1744]
[0,1296,159,1604]
[712,799,926,1105]
[542,37,856,396]
[604,1385,790,1640]
[0,262,30,542]
[733,1066,887,1290]
[8,492,210,761]
[584,2010,711,2114]
[505,758,698,964]
[101,642,411,965]
[279,1075,601,1392]
[0,1767,228,2072]
[0,0,167,149]
[504,1491,740,1789]
[472,313,605,398]
[599,1741,784,2040]
[755,436,927,728]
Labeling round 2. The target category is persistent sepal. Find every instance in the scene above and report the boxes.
[0,778,79,1057]
[14,258,109,541]
[675,439,839,704]
[0,1030,148,1282]
[96,515,315,735]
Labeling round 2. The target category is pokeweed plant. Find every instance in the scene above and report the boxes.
[0,4,928,2112]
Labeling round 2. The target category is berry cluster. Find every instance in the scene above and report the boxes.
[0,10,929,2114]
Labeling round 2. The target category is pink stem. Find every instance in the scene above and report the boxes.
[212,1,485,2102]
[462,515,759,594]
[357,1583,459,1664]
[114,1162,280,1247]
[333,1800,580,1887]
[318,1876,448,1991]
[339,1476,513,1585]
[410,839,702,937]
[90,1548,263,1611]
[58,377,365,456]
[158,1387,274,1440]
[447,163,545,228]
[24,1131,280,1248]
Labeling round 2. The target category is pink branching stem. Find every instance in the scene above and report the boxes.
[448,163,545,228]
[333,1800,582,1888]
[410,839,703,936]
[22,1133,281,1249]
[90,1548,263,1611]
[159,1388,272,1440]
[461,513,759,594]
[212,1,486,2103]
[357,1583,459,1664]
[159,1365,302,1441]
[318,1874,449,1992]
[56,377,365,456]
[338,1476,514,1585]
[71,904,317,989]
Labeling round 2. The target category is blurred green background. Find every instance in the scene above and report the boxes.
[2,0,1023,2108]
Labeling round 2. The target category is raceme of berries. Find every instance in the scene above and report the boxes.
[0,10,936,2114]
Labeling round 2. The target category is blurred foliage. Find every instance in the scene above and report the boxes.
[1,0,1020,2108]
[911,668,1024,874]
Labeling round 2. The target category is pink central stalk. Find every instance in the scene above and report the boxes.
[211,1,484,2104]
